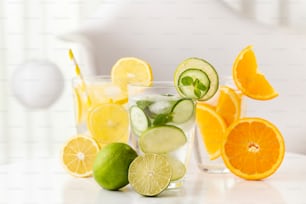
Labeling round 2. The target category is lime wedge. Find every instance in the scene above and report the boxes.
[128,153,172,196]
[174,57,219,101]
[139,125,187,153]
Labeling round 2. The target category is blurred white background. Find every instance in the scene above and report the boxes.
[1,0,306,164]
[0,0,103,164]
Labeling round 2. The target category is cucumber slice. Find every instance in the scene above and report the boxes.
[139,125,186,153]
[171,98,194,124]
[174,57,219,101]
[129,105,149,135]
[178,69,210,99]
[166,156,186,181]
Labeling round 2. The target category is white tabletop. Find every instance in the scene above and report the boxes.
[0,152,305,204]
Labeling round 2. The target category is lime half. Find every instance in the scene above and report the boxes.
[128,153,172,196]
[174,57,219,101]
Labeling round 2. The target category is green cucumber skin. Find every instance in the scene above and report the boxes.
[171,98,195,124]
[139,125,187,154]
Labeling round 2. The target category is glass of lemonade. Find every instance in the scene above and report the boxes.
[128,81,196,189]
[194,76,244,173]
[72,75,129,148]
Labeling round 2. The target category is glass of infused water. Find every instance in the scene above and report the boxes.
[128,81,196,189]
[72,75,129,148]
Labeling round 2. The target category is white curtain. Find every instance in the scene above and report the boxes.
[0,0,101,164]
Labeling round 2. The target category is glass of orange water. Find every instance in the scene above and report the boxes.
[72,75,129,148]
[194,76,244,173]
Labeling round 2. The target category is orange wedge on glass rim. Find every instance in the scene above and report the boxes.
[221,117,285,180]
[232,45,278,100]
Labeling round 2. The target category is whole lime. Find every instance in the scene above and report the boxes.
[93,142,138,190]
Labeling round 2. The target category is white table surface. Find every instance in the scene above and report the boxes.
[0,152,305,204]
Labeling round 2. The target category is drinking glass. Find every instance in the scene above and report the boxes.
[128,81,196,189]
[72,75,129,147]
[194,76,244,173]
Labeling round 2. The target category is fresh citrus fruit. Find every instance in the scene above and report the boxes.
[87,103,129,148]
[196,103,227,160]
[174,57,219,101]
[232,45,278,100]
[61,135,100,177]
[93,143,138,190]
[216,86,242,126]
[221,117,285,180]
[128,153,172,196]
[111,57,153,90]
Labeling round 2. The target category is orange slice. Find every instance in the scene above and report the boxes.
[61,135,100,177]
[196,103,227,160]
[111,57,153,90]
[221,118,285,180]
[232,45,278,100]
[215,86,242,126]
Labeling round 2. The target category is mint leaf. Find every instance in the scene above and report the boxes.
[153,114,172,126]
[196,81,207,91]
[194,88,202,98]
[181,76,193,85]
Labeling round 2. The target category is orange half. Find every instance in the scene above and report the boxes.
[232,45,278,100]
[221,117,285,180]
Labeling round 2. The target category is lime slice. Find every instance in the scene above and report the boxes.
[167,155,186,181]
[139,125,186,153]
[129,105,150,136]
[128,153,172,196]
[174,57,219,101]
[171,98,194,124]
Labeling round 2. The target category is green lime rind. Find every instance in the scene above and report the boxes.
[174,57,219,101]
[171,98,195,124]
[93,143,138,191]
[128,153,172,196]
[139,125,187,154]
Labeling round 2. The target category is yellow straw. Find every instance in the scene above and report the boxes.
[69,49,92,106]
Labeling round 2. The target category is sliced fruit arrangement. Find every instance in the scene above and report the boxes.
[61,135,100,178]
[232,45,278,100]
[174,57,219,101]
[221,118,285,180]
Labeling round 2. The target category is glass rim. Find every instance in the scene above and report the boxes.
[72,75,111,82]
[128,81,179,89]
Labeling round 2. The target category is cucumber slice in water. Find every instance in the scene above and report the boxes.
[167,156,186,181]
[139,125,186,153]
[174,57,219,101]
[129,105,149,135]
[171,98,194,124]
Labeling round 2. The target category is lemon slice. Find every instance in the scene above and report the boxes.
[87,103,129,148]
[111,57,153,90]
[128,153,172,196]
[61,135,100,177]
